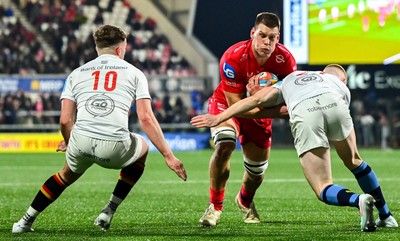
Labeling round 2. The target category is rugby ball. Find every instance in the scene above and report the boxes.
[257,72,279,87]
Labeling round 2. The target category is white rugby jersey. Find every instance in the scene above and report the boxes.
[274,70,351,114]
[61,54,151,141]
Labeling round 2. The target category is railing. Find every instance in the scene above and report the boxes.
[0,124,60,131]
[0,122,200,132]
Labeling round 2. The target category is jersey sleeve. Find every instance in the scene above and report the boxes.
[134,69,151,100]
[60,73,76,102]
[219,58,247,94]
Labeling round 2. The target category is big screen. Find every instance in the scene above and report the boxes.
[284,0,400,65]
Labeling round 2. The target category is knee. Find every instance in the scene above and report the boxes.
[214,142,235,158]
[212,127,237,160]
[59,164,81,185]
[243,157,269,176]
[121,161,145,178]
[212,127,236,147]
[135,135,149,162]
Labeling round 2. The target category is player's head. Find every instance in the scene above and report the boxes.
[323,64,347,84]
[93,25,127,59]
[251,12,281,58]
[255,12,281,31]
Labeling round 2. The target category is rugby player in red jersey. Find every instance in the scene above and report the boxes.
[199,12,297,227]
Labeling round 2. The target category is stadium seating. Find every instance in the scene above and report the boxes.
[0,0,205,130]
[2,0,196,76]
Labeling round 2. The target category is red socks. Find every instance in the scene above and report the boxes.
[239,185,255,208]
[209,187,225,211]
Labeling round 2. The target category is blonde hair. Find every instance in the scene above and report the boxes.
[324,64,347,83]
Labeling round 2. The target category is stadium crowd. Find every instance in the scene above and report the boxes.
[0,0,206,129]
[0,91,60,126]
[1,0,196,76]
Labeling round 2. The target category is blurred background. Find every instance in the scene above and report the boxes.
[1,0,399,152]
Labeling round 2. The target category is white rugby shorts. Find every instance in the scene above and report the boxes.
[289,92,353,156]
[66,130,143,173]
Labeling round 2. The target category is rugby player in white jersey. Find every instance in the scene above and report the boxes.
[191,64,397,232]
[12,25,187,234]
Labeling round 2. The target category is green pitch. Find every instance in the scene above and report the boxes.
[308,0,400,64]
[1,149,399,240]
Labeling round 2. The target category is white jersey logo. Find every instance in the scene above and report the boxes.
[294,73,323,85]
[85,93,115,117]
[275,55,285,63]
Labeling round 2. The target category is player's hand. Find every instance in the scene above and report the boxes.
[56,140,67,152]
[279,105,288,117]
[165,156,187,181]
[246,74,262,96]
[259,104,289,119]
[190,114,220,128]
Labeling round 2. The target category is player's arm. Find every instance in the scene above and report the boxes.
[224,88,274,118]
[136,98,187,181]
[58,98,76,151]
[246,75,288,119]
[224,88,285,119]
[191,87,280,128]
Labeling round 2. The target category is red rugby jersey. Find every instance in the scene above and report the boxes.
[213,39,297,104]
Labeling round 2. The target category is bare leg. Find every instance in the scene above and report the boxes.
[331,129,362,170]
[209,141,235,192]
[241,142,270,197]
[199,121,237,227]
[299,147,332,198]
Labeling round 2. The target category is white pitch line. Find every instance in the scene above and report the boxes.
[1,178,399,187]
[321,20,346,31]
[384,53,400,65]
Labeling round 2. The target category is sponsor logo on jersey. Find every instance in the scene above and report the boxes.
[233,44,246,53]
[85,93,115,117]
[307,102,337,112]
[77,148,110,163]
[275,55,285,63]
[217,103,226,111]
[247,72,255,79]
[294,73,323,85]
[223,62,236,79]
[226,81,237,87]
[240,54,248,62]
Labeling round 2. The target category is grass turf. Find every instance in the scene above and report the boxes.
[1,148,399,240]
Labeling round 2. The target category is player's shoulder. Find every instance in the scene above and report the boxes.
[68,60,93,77]
[286,70,318,78]
[222,40,251,61]
[100,55,143,75]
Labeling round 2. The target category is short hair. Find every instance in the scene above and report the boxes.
[255,12,281,31]
[93,25,127,49]
[324,64,347,81]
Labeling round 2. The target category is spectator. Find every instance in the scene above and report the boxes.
[360,111,375,147]
[378,111,389,149]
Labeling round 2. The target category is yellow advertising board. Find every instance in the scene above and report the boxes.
[0,133,64,153]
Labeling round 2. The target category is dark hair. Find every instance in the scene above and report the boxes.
[93,25,127,49]
[255,12,281,31]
